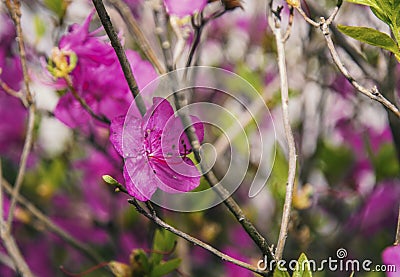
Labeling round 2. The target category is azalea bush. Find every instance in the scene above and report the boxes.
[0,0,399,276]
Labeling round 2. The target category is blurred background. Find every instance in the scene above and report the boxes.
[0,0,399,276]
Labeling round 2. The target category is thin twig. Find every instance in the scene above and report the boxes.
[395,205,400,246]
[128,199,269,276]
[0,251,15,271]
[325,0,342,25]
[92,0,147,116]
[305,2,377,79]
[296,6,318,27]
[294,4,400,117]
[0,224,33,277]
[7,105,35,228]
[4,0,33,105]
[269,2,297,261]
[320,20,400,117]
[1,178,105,265]
[4,0,36,230]
[151,0,174,71]
[64,76,111,124]
[282,6,294,43]
[107,0,166,74]
[0,78,27,107]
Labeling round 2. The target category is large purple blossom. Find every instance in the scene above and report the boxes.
[50,12,157,128]
[110,97,204,201]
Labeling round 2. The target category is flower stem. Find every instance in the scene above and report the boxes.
[269,1,297,261]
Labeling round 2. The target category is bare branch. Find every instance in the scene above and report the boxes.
[269,2,297,261]
[320,20,400,117]
[129,199,269,276]
[296,6,319,27]
[294,3,400,117]
[6,105,35,228]
[282,6,294,43]
[150,0,174,71]
[4,0,37,230]
[0,224,34,277]
[0,77,27,107]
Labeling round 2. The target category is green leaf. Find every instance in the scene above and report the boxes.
[44,0,68,19]
[34,16,46,40]
[337,25,400,56]
[370,6,392,26]
[151,229,177,265]
[345,0,382,11]
[293,253,313,277]
[273,267,291,277]
[150,258,181,277]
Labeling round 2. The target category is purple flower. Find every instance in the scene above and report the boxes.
[347,180,400,236]
[382,245,400,277]
[58,11,115,66]
[110,97,204,201]
[49,12,157,129]
[164,0,207,17]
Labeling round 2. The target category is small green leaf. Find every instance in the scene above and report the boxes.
[34,16,46,40]
[337,25,400,56]
[370,6,392,26]
[44,0,70,19]
[151,229,177,265]
[293,253,313,277]
[150,258,181,277]
[102,175,120,186]
[345,0,382,10]
[273,267,291,277]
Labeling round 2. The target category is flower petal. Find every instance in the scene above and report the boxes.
[162,115,204,156]
[124,157,158,201]
[110,115,143,158]
[54,93,91,128]
[151,156,201,193]
[142,97,174,132]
